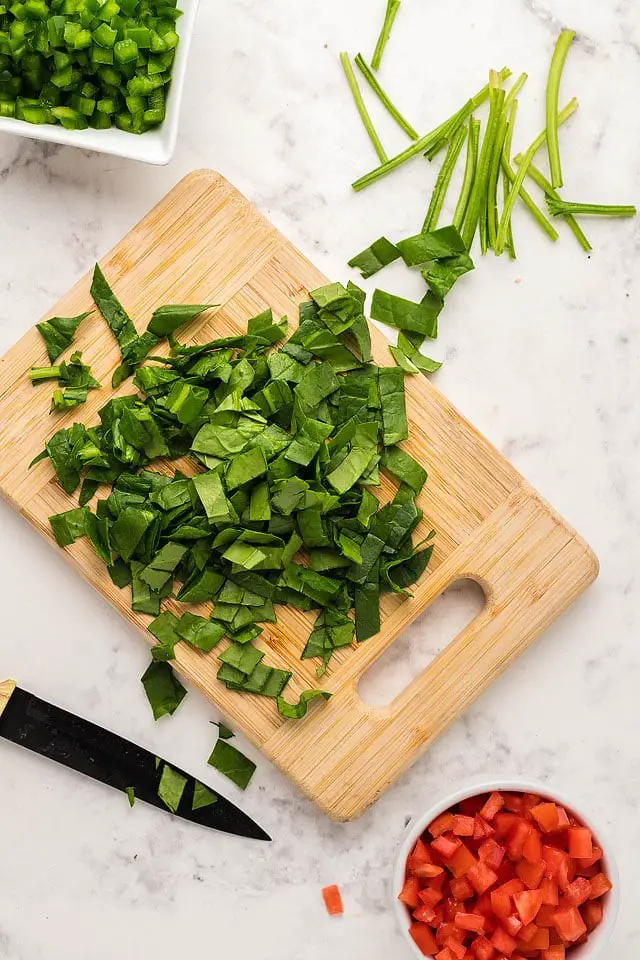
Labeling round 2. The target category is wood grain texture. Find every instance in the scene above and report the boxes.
[0,682,17,719]
[0,170,598,819]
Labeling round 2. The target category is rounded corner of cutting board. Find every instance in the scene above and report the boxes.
[178,168,235,196]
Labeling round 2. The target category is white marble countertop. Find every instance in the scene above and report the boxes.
[1,0,639,957]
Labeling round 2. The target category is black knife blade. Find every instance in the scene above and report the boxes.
[0,684,270,842]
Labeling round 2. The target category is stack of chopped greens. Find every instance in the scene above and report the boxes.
[342,18,636,375]
[0,0,181,134]
[36,264,434,722]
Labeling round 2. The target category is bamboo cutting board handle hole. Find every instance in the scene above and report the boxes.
[358,579,487,708]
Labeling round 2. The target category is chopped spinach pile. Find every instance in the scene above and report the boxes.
[36,266,434,721]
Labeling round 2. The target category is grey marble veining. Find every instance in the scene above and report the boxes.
[0,0,639,957]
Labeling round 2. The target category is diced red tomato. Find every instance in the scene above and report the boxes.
[530,804,560,834]
[471,936,496,960]
[498,879,526,898]
[433,834,463,861]
[517,923,538,944]
[414,903,437,924]
[402,792,611,960]
[521,928,550,951]
[507,793,530,815]
[437,923,465,946]
[490,890,512,921]
[408,837,433,870]
[453,815,477,837]
[541,947,565,960]
[574,846,602,871]
[479,840,506,872]
[447,938,468,960]
[567,827,592,859]
[321,885,344,916]
[410,923,439,956]
[508,821,533,862]
[557,857,574,895]
[450,877,475,901]
[419,887,444,907]
[430,812,456,837]
[494,813,520,841]
[516,859,545,891]
[582,900,603,931]
[445,899,466,922]
[455,912,485,934]
[435,949,456,960]
[553,906,587,942]
[522,829,542,865]
[460,796,484,818]
[468,861,499,895]
[514,889,543,926]
[491,926,518,956]
[399,876,422,908]
[496,860,517,885]
[480,792,506,822]
[449,844,478,879]
[502,915,523,938]
[431,833,461,860]
[535,905,557,928]
[589,872,612,898]
[474,817,495,840]
[434,949,453,960]
[541,846,568,881]
[414,863,446,879]
[565,877,591,907]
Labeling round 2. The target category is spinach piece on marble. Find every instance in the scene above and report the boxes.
[208,739,256,790]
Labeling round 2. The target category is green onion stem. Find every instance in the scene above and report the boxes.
[513,156,592,252]
[371,0,401,71]
[496,97,579,254]
[546,29,575,189]
[352,67,511,191]
[462,81,505,250]
[502,102,517,258]
[502,171,516,259]
[453,118,480,230]
[502,157,559,242]
[546,199,637,218]
[340,52,388,163]
[29,366,61,383]
[486,75,527,252]
[354,53,418,140]
[423,123,468,232]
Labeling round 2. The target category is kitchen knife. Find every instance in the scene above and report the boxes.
[0,680,269,841]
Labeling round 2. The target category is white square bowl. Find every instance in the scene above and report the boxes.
[0,0,200,165]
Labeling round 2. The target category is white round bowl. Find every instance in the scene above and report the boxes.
[392,778,619,960]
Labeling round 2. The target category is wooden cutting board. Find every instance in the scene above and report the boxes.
[0,170,597,821]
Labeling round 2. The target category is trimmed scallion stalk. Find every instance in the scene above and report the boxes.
[340,51,387,163]
[354,52,418,140]
[371,0,401,71]
[546,29,575,189]
[423,66,512,163]
[352,67,511,191]
[486,73,528,251]
[496,97,579,254]
[502,102,517,259]
[513,156,591,252]
[546,199,637,218]
[462,77,505,250]
[501,109,558,245]
[423,123,468,233]
[453,117,480,231]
